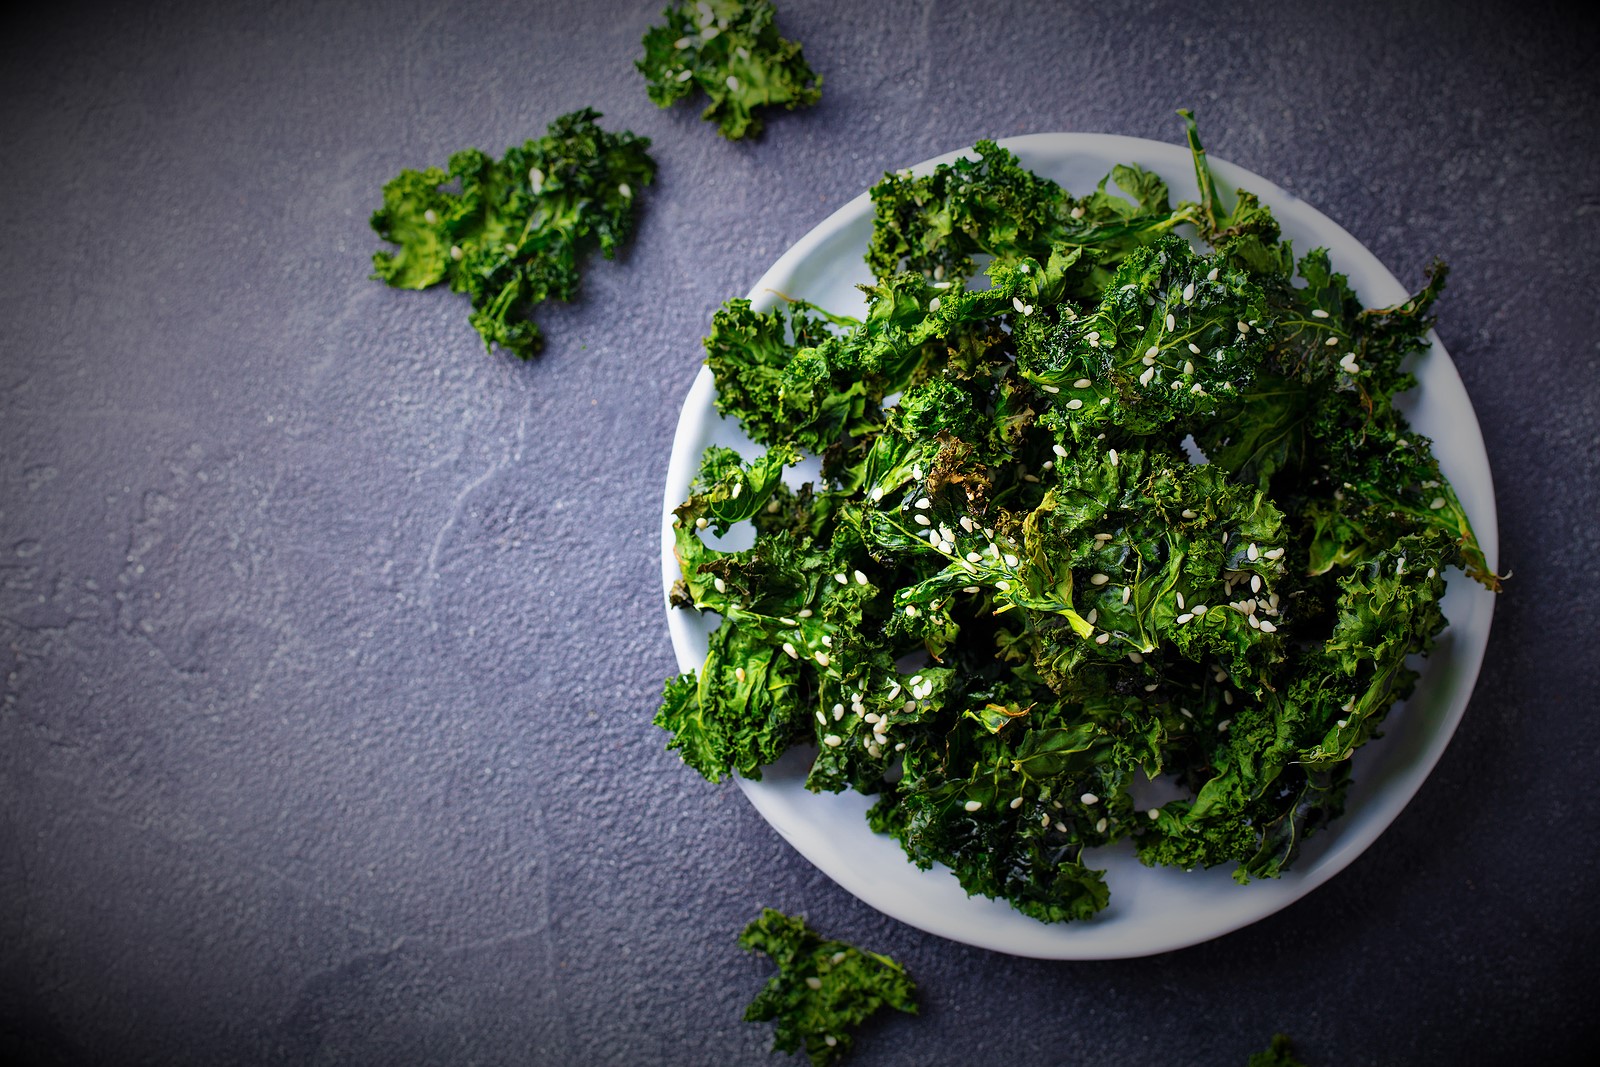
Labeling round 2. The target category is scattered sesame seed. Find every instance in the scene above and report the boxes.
[713,577,726,594]
[674,35,693,48]
[1096,817,1109,833]
[1073,378,1092,389]
[735,667,746,682]
[1258,620,1278,633]
[1188,342,1201,355]
[1427,567,1436,579]
[904,605,918,617]
[1139,366,1156,387]
[1013,296,1027,314]
[618,182,632,199]
[1086,609,1098,624]
[1121,585,1132,604]
[1070,205,1085,219]
[1041,384,1060,393]
[822,734,841,748]
[422,208,438,225]
[1192,604,1207,615]
[1094,632,1111,645]
[805,975,823,990]
[963,585,980,594]
[1147,808,1161,821]
[1311,308,1330,319]
[1180,509,1197,520]
[1325,336,1339,346]
[854,569,869,585]
[929,297,941,311]
[1182,282,1195,301]
[1129,651,1143,663]
[1165,313,1176,331]
[1066,398,1084,410]
[675,68,693,82]
[450,245,463,260]
[964,799,983,812]
[782,642,798,659]
[1264,547,1284,560]
[1176,612,1194,624]
[725,74,739,90]
[694,517,708,529]
[528,167,545,192]
[814,651,830,667]
[1094,532,1113,541]
[1004,553,1020,568]
[994,580,1010,591]
[1429,496,1447,510]
[1218,719,1231,733]
[1090,573,1110,585]
[1208,267,1220,282]
[1009,796,1024,809]
[1109,449,1119,467]
[504,243,517,254]
[1237,321,1250,334]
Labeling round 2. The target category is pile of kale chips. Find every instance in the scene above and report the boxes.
[658,113,1496,923]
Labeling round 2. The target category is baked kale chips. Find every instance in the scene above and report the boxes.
[740,909,917,1066]
[658,112,1498,923]
[638,0,821,140]
[370,108,654,359]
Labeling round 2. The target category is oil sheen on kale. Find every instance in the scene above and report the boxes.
[657,112,1497,923]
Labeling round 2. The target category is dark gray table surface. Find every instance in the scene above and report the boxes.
[3,1,1596,1064]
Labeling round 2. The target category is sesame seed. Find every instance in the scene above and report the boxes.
[1051,443,1068,458]
[963,585,980,593]
[1144,682,1158,692]
[798,608,813,618]
[1009,796,1024,809]
[1248,614,1261,629]
[1081,792,1100,805]
[675,68,693,82]
[1208,267,1220,282]
[964,800,983,812]
[1183,360,1195,375]
[1094,632,1111,644]
[1429,496,1447,510]
[694,517,708,529]
[1145,345,1160,360]
[823,734,841,748]
[674,35,693,48]
[1247,542,1259,561]
[929,297,941,311]
[1109,449,1119,466]
[960,516,975,532]
[1020,263,1031,274]
[1176,612,1194,624]
[1070,205,1085,219]
[1004,553,1020,568]
[528,167,544,192]
[1139,366,1156,387]
[806,976,823,990]
[1176,592,1186,609]
[1165,313,1176,331]
[725,74,739,90]
[1121,585,1132,604]
[1325,336,1339,346]
[735,667,746,682]
[904,605,918,617]
[782,642,798,659]
[1147,808,1161,821]
[1181,509,1197,520]
[1188,342,1201,355]
[1258,620,1277,633]
[1237,321,1250,333]
[1192,605,1207,615]
[816,710,827,724]
[1250,575,1262,593]
[1073,378,1092,389]
[854,569,869,585]
[1311,308,1330,319]
[1182,282,1195,301]
[618,182,632,199]
[1094,532,1113,541]
[1427,567,1437,579]
[1090,573,1110,585]
[1041,812,1051,826]
[1042,384,1061,393]
[834,573,848,584]
[1066,398,1084,410]
[864,712,879,724]
[1190,383,1205,394]
[1085,609,1098,624]
[1129,651,1143,663]
[814,651,830,667]
[1218,719,1231,733]
[713,577,727,594]
[1096,817,1108,833]
[994,580,1010,591]
[450,245,463,260]
[1013,296,1026,314]
[1263,547,1284,560]
[832,703,844,720]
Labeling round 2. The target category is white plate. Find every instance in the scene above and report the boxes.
[660,133,1498,959]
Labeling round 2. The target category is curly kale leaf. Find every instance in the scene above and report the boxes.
[638,0,821,140]
[369,108,654,359]
[739,910,916,1067]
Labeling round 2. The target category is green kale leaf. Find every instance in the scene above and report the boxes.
[739,909,917,1066]
[369,108,654,359]
[638,0,821,140]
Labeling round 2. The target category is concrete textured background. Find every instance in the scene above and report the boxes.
[2,0,1596,1063]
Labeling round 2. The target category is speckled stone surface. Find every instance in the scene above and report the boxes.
[2,1,1596,1064]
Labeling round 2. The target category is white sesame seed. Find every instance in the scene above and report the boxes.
[798,609,813,618]
[1247,542,1259,561]
[832,704,845,720]
[1004,553,1019,568]
[713,577,726,594]
[1182,282,1195,301]
[1145,345,1160,360]
[1258,620,1277,633]
[1089,573,1110,585]
[1042,383,1061,393]
[528,167,544,192]
[1094,532,1113,541]
[1013,296,1027,314]
[1094,632,1111,645]
[1096,817,1109,833]
[864,712,879,724]
[725,74,739,90]
[1188,342,1201,355]
[1070,205,1085,219]
[834,573,848,585]
[1182,360,1195,375]
[1139,366,1156,387]
[1429,496,1447,510]
[1176,612,1194,624]
[854,569,869,585]
[1085,609,1098,624]
[1192,604,1207,615]
[823,734,841,747]
[816,710,827,724]
[1129,651,1143,663]
[1066,398,1084,410]
[1191,383,1205,394]
[1165,313,1176,331]
[964,800,983,812]
[674,35,693,48]
[914,513,931,526]
[1073,378,1092,389]
[1263,547,1284,560]
[994,580,1010,591]
[1109,449,1119,467]
[1218,719,1231,733]
[806,976,823,990]
[1180,509,1197,520]
[1121,585,1132,604]
[929,297,941,311]
[694,517,708,529]
[735,667,746,682]
[1325,336,1339,346]
[1143,682,1158,692]
[1311,308,1330,319]
[422,208,438,225]
[1147,808,1161,821]
[782,642,798,659]
[450,245,463,261]
[1237,321,1249,334]
[814,651,830,667]
[1427,567,1437,579]
[904,605,917,617]
[675,68,693,82]
[1248,613,1260,629]
[1208,267,1220,282]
